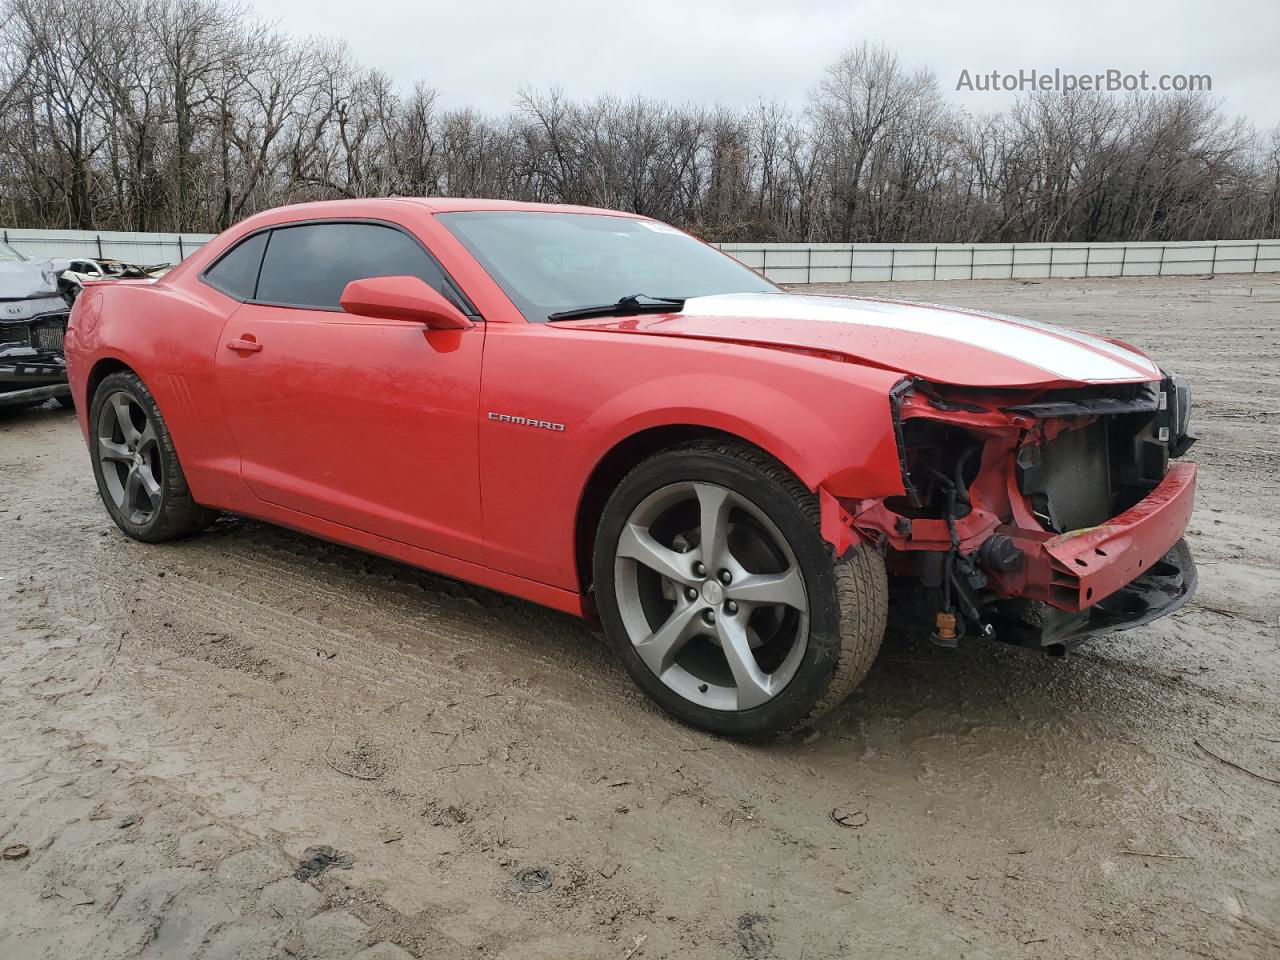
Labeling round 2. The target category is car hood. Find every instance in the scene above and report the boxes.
[0,258,71,300]
[565,292,1161,388]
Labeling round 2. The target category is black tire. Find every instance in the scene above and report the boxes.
[89,371,218,542]
[593,439,887,739]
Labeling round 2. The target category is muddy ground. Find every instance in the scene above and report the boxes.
[1,274,1278,960]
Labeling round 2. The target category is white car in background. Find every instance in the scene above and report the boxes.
[62,258,114,284]
[61,258,169,300]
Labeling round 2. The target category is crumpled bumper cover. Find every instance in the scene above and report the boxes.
[1078,537,1197,636]
[0,381,70,406]
[1,345,69,401]
[997,538,1197,649]
[989,461,1197,611]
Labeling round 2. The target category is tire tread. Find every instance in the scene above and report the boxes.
[793,545,888,730]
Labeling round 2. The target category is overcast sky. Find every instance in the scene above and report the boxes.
[260,0,1280,130]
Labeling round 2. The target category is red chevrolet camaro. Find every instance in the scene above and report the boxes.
[64,198,1197,738]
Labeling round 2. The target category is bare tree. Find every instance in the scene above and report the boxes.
[807,43,941,241]
[0,14,1275,244]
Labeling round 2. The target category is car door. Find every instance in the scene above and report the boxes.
[210,220,486,564]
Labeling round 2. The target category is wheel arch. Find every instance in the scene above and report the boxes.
[86,355,137,407]
[572,424,803,593]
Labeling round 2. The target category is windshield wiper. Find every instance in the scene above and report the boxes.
[547,294,685,322]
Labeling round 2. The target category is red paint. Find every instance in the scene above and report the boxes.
[1036,462,1197,609]
[340,275,473,329]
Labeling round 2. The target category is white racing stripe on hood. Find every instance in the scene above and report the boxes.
[911,300,1161,374]
[680,293,1160,382]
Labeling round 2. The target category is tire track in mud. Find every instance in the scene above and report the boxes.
[4,551,670,957]
[0,641,487,960]
[44,521,913,954]
[113,545,603,716]
[36,516,798,829]
[84,514,612,700]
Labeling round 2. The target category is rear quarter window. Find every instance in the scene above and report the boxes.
[203,232,269,300]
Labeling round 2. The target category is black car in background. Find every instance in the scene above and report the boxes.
[0,240,74,408]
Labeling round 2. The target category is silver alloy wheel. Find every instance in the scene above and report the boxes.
[613,481,810,711]
[96,390,162,525]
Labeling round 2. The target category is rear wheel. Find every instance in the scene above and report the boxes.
[593,440,887,738]
[89,371,217,542]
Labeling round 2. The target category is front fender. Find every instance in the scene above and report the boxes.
[479,323,906,590]
[580,369,905,500]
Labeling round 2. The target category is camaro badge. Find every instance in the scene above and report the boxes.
[487,412,566,432]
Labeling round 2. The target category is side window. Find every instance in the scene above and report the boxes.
[255,222,464,312]
[203,231,269,300]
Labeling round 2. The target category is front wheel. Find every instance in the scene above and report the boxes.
[593,440,888,739]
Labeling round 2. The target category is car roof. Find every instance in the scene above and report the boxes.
[239,197,644,222]
[404,197,642,217]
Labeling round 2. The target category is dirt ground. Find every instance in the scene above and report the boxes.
[2,274,1278,960]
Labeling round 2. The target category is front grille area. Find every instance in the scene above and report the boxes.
[0,320,32,348]
[31,316,67,352]
[0,312,68,353]
[1038,422,1112,531]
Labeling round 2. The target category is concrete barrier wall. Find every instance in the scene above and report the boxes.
[716,239,1280,284]
[2,228,213,265]
[4,228,1278,285]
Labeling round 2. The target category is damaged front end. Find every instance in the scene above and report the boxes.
[0,243,73,406]
[842,375,1198,654]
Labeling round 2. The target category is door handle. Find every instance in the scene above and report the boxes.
[226,337,262,353]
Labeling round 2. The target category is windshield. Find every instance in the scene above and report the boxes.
[437,212,776,321]
[0,241,26,263]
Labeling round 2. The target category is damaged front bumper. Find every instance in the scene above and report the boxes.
[833,376,1199,652]
[1,348,70,405]
[993,538,1196,651]
[987,460,1196,611]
